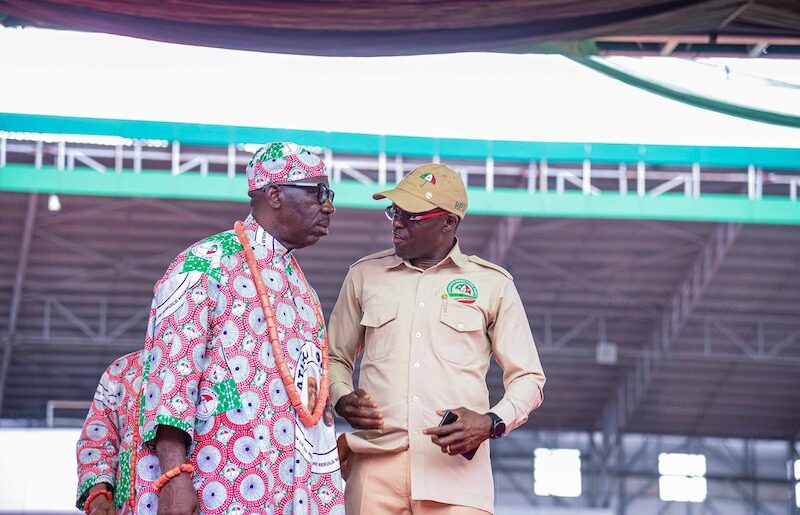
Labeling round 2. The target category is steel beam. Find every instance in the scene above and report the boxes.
[4,165,799,225]
[493,431,795,515]
[0,193,38,414]
[484,216,522,265]
[5,112,800,168]
[790,439,798,515]
[748,42,770,58]
[598,222,742,440]
[511,249,662,313]
[715,0,756,32]
[6,193,38,335]
[660,41,679,56]
[133,197,231,230]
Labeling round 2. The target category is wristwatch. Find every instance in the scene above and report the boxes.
[487,412,506,439]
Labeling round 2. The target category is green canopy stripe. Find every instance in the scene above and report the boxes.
[569,56,800,130]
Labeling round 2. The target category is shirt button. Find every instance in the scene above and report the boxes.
[457,323,464,329]
[415,332,422,338]
[418,302,425,308]
[413,362,420,368]
[413,396,420,402]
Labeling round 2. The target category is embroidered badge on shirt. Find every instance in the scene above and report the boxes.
[446,278,479,304]
[182,232,242,281]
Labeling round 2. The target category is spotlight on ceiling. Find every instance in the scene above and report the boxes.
[47,194,62,212]
[596,341,618,365]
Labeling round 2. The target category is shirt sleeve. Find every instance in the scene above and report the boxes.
[140,269,210,444]
[487,279,546,433]
[328,267,365,410]
[75,367,120,509]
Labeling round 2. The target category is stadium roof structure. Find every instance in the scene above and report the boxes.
[1,0,800,58]
[1,113,799,440]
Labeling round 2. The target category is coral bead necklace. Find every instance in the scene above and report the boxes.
[234,220,329,427]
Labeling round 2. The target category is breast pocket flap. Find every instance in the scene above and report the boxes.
[360,303,398,329]
[440,305,483,332]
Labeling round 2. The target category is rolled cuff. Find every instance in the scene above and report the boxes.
[76,475,114,510]
[490,385,543,434]
[142,414,193,446]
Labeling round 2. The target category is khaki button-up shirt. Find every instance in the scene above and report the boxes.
[329,241,545,513]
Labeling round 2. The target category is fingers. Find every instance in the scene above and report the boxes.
[352,391,379,410]
[435,430,467,448]
[344,400,383,420]
[424,407,484,455]
[350,397,380,411]
[436,430,477,455]
[342,391,384,429]
[346,402,382,416]
[423,421,461,437]
[348,416,384,429]
[346,415,383,429]
[444,441,475,455]
[426,422,465,448]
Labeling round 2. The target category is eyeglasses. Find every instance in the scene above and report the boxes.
[269,182,335,205]
[384,205,449,223]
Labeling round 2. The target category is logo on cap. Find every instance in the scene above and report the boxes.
[420,172,437,185]
[446,278,479,304]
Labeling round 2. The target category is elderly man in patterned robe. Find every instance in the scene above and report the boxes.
[76,350,145,514]
[133,143,343,515]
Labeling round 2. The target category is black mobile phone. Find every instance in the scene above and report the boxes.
[438,410,478,460]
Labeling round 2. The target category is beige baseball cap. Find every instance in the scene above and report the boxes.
[373,163,468,219]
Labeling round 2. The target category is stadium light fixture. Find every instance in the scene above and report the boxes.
[533,448,582,498]
[659,453,707,503]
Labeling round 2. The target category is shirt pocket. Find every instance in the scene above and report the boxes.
[435,303,485,366]
[361,301,399,362]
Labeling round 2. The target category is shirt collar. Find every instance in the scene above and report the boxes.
[243,213,292,259]
[385,238,468,270]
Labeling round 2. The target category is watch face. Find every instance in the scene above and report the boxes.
[489,413,506,438]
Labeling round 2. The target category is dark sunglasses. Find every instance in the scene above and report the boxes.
[384,205,449,223]
[268,182,335,205]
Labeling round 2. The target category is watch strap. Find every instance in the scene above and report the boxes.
[487,412,505,439]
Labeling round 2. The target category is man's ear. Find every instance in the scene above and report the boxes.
[444,214,460,233]
[263,184,283,209]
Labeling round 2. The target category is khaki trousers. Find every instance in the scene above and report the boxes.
[344,450,490,515]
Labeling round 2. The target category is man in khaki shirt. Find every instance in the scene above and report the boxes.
[328,163,545,514]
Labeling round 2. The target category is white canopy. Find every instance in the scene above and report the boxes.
[1,27,799,148]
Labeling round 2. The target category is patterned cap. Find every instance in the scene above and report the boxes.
[245,142,327,192]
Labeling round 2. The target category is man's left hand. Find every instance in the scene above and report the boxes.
[423,408,492,456]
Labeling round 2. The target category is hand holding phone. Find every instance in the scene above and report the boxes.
[438,410,478,460]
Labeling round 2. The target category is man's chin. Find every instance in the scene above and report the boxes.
[394,242,412,259]
[298,234,322,248]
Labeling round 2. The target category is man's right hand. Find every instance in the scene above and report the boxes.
[335,388,384,429]
[157,473,199,515]
[85,485,114,515]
